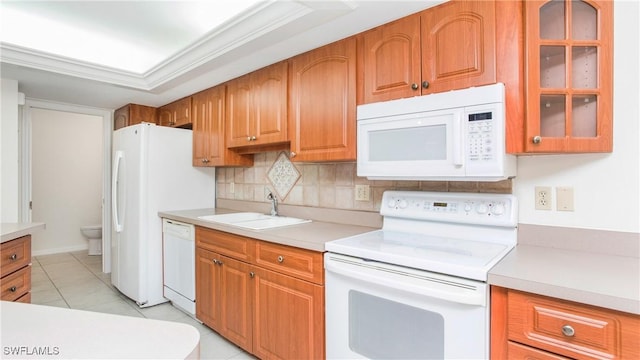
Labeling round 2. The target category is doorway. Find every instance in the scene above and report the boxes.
[21,100,112,273]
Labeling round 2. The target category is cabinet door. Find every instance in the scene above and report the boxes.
[192,87,254,167]
[252,61,288,146]
[289,37,357,162]
[421,0,496,94]
[172,97,192,128]
[252,268,324,360]
[219,255,253,353]
[195,248,221,331]
[361,14,422,103]
[157,106,174,127]
[129,104,156,126]
[226,74,253,148]
[524,0,612,153]
[114,105,129,130]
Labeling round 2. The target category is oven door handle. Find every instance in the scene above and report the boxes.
[326,257,485,306]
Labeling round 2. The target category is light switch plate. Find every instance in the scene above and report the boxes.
[556,186,574,211]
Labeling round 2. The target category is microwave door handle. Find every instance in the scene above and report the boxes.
[452,113,463,166]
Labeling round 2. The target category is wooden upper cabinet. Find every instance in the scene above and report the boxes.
[522,0,612,153]
[360,14,422,103]
[113,104,156,130]
[192,86,253,167]
[421,0,496,94]
[360,0,496,103]
[158,97,192,128]
[289,37,357,162]
[226,61,288,149]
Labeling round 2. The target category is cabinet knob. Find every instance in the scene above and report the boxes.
[561,325,575,337]
[290,152,296,158]
[422,81,429,89]
[213,259,223,265]
[247,136,257,141]
[9,286,17,292]
[249,272,255,278]
[532,135,542,144]
[411,83,419,90]
[10,254,17,261]
[277,255,284,263]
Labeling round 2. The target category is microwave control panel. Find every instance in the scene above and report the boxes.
[467,111,495,162]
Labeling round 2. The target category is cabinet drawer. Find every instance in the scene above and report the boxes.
[0,265,31,301]
[507,290,640,359]
[1,235,31,277]
[196,227,254,262]
[15,291,31,304]
[255,241,323,284]
[508,341,571,360]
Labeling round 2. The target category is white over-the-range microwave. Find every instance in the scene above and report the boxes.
[357,83,516,182]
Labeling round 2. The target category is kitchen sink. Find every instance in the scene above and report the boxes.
[198,212,311,230]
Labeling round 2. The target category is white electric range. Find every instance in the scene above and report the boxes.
[324,190,517,359]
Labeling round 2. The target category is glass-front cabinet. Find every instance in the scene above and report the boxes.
[525,0,612,152]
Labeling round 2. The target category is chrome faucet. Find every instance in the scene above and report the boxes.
[267,191,278,216]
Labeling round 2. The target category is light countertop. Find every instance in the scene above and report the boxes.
[1,301,199,359]
[1,222,45,243]
[488,224,640,315]
[158,207,379,252]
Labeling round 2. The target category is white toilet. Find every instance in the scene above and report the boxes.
[80,225,102,256]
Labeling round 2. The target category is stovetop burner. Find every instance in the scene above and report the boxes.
[325,191,518,281]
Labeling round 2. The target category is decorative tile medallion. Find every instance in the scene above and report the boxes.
[267,152,300,200]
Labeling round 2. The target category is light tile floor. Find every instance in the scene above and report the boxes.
[31,251,255,360]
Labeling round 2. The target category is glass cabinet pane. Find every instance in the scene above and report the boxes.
[540,0,565,39]
[572,46,597,88]
[572,95,597,137]
[540,46,566,88]
[572,1,597,40]
[540,95,566,137]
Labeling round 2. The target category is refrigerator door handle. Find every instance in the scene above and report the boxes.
[112,150,124,233]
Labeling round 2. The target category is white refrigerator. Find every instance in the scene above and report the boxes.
[111,123,215,307]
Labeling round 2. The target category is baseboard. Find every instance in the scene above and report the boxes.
[32,244,89,257]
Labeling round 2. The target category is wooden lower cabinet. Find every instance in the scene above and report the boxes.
[491,286,640,360]
[253,267,324,360]
[1,235,32,302]
[195,227,325,359]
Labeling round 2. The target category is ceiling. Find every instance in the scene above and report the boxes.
[0,1,445,110]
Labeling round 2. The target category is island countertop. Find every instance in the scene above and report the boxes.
[1,301,200,359]
[1,223,45,243]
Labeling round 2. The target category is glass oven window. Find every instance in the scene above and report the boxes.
[349,290,444,359]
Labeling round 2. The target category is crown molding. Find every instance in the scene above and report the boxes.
[0,1,355,93]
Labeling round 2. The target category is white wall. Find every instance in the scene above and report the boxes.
[1,79,20,222]
[514,1,640,233]
[30,108,103,255]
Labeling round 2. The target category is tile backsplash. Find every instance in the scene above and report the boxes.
[216,151,512,213]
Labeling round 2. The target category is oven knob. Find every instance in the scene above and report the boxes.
[492,204,505,215]
[476,204,488,214]
[464,203,473,212]
[399,200,408,209]
[387,199,396,208]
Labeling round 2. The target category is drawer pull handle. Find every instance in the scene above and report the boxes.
[562,325,575,337]
[10,286,17,292]
[277,255,284,263]
[10,254,17,261]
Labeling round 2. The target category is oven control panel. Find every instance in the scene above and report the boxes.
[381,191,517,227]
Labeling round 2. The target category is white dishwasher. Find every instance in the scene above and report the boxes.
[162,219,196,316]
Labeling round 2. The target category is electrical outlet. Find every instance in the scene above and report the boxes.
[535,186,552,210]
[556,186,574,211]
[355,184,370,201]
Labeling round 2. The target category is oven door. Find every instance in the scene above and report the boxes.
[325,253,488,360]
